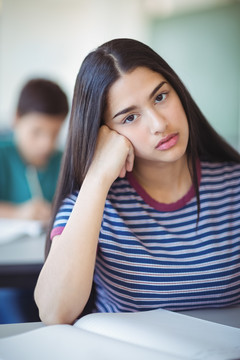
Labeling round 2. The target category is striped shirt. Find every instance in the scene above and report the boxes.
[52,161,240,312]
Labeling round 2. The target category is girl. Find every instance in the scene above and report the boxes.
[34,38,240,325]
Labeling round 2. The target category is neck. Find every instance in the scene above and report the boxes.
[132,156,192,204]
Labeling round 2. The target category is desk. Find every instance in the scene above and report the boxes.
[179,305,240,329]
[0,305,239,339]
[0,235,45,288]
[0,321,45,338]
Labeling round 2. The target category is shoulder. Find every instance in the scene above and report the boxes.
[44,149,63,171]
[201,161,240,178]
[0,139,15,151]
[49,149,63,163]
[200,161,240,192]
[0,140,19,161]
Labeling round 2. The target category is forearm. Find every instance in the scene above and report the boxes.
[0,202,21,218]
[34,173,110,325]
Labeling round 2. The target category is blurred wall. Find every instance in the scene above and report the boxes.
[150,2,240,149]
[0,0,149,131]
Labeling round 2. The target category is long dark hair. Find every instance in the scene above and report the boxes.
[45,38,240,257]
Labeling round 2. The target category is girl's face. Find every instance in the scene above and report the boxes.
[104,66,189,167]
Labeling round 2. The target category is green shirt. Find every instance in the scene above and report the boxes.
[0,140,62,203]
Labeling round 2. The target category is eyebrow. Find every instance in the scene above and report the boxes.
[149,81,167,100]
[112,81,167,119]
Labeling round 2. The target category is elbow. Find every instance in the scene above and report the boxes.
[37,302,77,325]
[34,289,82,325]
[39,310,75,326]
[36,299,78,325]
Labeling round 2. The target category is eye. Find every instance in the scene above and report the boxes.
[155,92,168,104]
[123,114,138,124]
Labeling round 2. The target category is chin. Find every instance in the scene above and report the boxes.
[30,158,48,168]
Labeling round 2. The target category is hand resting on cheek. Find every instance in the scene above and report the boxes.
[88,125,135,184]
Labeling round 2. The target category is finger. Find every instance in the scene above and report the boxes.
[119,143,135,178]
[125,143,135,172]
[119,166,127,178]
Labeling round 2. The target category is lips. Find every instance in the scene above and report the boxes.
[155,133,179,151]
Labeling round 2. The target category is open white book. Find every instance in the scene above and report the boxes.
[0,308,240,360]
[0,218,43,244]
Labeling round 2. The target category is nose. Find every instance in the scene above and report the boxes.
[146,108,167,134]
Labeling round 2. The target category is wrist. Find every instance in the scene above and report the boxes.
[84,166,114,193]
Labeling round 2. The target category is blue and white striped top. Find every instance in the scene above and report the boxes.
[52,161,240,312]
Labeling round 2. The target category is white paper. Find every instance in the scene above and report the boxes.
[0,324,179,360]
[0,218,43,244]
[75,308,240,359]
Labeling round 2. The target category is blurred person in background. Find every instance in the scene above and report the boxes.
[0,78,69,225]
[0,78,68,323]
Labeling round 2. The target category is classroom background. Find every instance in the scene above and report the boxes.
[0,0,239,151]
